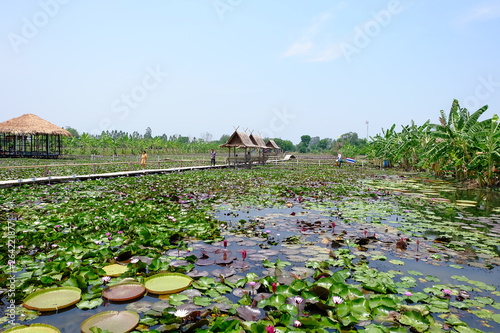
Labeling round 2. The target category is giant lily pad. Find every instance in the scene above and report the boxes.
[102,264,129,277]
[102,282,146,301]
[23,287,81,311]
[80,311,139,333]
[144,273,193,294]
[4,324,60,333]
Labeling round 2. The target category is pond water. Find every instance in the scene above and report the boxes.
[2,170,500,332]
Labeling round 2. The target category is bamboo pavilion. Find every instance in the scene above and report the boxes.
[0,114,71,158]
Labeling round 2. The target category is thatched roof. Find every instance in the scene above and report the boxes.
[0,114,71,136]
[266,139,280,149]
[220,131,258,148]
[249,133,267,149]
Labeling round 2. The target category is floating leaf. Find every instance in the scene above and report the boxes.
[80,311,139,333]
[144,273,193,294]
[102,282,146,301]
[3,324,60,333]
[23,287,81,311]
[102,264,129,277]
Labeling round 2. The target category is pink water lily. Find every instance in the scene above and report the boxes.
[404,291,413,297]
[265,326,275,333]
[271,282,277,293]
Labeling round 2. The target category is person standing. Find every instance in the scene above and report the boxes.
[337,153,343,168]
[210,149,216,166]
[140,150,148,169]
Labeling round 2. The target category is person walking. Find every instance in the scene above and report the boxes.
[210,149,216,166]
[140,150,148,169]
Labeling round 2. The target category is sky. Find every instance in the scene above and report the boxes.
[1,0,500,144]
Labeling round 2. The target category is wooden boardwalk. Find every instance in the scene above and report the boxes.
[0,164,229,188]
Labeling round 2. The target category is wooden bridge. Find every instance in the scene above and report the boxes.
[0,164,229,188]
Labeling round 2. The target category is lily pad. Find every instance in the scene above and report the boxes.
[144,273,193,294]
[102,282,146,301]
[4,324,60,333]
[80,311,139,333]
[23,287,81,311]
[102,264,129,277]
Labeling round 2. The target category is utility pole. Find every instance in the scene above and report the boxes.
[366,121,369,140]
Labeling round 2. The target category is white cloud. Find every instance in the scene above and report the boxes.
[308,44,343,62]
[282,12,332,58]
[458,2,500,24]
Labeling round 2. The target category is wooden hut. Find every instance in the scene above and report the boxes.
[265,139,282,158]
[249,133,268,165]
[0,114,71,158]
[219,130,259,166]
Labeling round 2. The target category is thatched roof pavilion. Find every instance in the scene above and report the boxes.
[0,114,71,158]
[220,131,258,149]
[219,130,260,166]
[249,133,267,149]
[265,139,280,150]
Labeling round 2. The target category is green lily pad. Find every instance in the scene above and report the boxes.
[23,287,81,311]
[80,310,139,333]
[144,273,193,294]
[4,324,60,333]
[102,282,146,301]
[102,264,129,277]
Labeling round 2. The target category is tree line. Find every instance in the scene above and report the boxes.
[62,127,363,156]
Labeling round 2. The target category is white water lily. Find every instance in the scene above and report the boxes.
[173,309,190,318]
[332,296,344,304]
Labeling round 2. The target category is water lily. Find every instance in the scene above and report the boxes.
[105,232,111,236]
[173,309,190,318]
[271,282,277,293]
[117,230,123,234]
[265,326,275,333]
[404,291,413,297]
[293,296,304,305]
[332,296,344,304]
[223,240,228,248]
[294,320,302,327]
[54,224,61,228]
[241,250,247,260]
[442,289,452,295]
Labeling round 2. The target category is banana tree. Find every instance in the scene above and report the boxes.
[470,114,500,186]
[425,100,488,180]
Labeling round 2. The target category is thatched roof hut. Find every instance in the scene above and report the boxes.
[0,114,71,158]
[249,133,267,149]
[0,114,72,136]
[220,131,258,149]
[265,139,280,150]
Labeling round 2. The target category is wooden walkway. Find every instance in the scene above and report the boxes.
[0,164,229,188]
